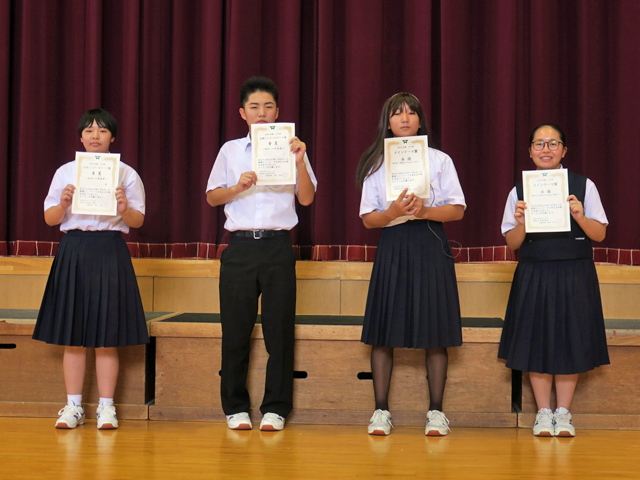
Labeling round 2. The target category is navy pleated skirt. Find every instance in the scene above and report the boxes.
[32,230,150,348]
[498,258,610,375]
[361,220,463,349]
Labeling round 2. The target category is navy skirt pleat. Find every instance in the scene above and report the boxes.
[361,220,462,349]
[498,258,610,375]
[33,230,150,348]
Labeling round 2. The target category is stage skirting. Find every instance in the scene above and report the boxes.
[1,259,639,429]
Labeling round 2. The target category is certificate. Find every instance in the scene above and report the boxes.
[384,135,430,202]
[251,123,296,185]
[71,152,120,216]
[522,169,571,233]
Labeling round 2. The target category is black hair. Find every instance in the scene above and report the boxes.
[355,92,432,189]
[240,77,278,108]
[77,108,118,138]
[529,123,566,146]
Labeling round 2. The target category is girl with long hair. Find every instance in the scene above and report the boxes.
[356,93,466,436]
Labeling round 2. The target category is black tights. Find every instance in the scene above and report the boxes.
[371,346,449,411]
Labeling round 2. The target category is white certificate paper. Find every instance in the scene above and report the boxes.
[384,135,430,202]
[251,123,296,185]
[71,152,120,216]
[522,169,571,233]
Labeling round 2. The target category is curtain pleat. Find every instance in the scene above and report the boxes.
[0,0,638,251]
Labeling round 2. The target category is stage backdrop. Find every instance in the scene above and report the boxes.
[1,0,639,261]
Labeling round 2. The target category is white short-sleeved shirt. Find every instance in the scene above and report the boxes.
[501,169,609,236]
[44,160,146,234]
[206,134,318,231]
[359,147,466,227]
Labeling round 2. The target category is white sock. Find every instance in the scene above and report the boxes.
[67,394,82,406]
[99,397,114,406]
[539,408,552,414]
[556,407,569,414]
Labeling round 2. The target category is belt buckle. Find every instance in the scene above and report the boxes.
[253,230,261,240]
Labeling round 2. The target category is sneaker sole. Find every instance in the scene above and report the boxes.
[260,425,283,431]
[534,431,554,437]
[556,431,575,437]
[55,421,84,429]
[98,423,118,430]
[229,424,252,430]
[368,429,390,436]
[426,429,448,436]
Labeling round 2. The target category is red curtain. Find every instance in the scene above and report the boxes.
[1,0,639,255]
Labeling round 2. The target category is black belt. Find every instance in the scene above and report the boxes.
[231,230,289,239]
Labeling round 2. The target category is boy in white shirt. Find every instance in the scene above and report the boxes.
[206,77,317,431]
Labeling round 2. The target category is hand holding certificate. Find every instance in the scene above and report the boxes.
[251,123,296,185]
[384,135,430,202]
[522,169,571,233]
[71,152,120,216]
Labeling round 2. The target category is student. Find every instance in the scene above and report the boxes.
[499,124,610,437]
[356,93,466,436]
[33,108,149,430]
[206,77,317,431]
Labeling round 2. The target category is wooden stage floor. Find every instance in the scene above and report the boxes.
[2,418,639,479]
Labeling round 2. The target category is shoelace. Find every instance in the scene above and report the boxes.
[58,405,82,416]
[428,411,451,432]
[536,411,554,426]
[371,411,393,427]
[97,405,116,417]
[263,413,283,422]
[554,412,571,425]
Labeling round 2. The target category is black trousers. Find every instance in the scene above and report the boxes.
[219,234,297,417]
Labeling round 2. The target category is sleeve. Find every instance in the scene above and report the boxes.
[436,152,466,209]
[584,179,609,225]
[501,187,519,236]
[359,170,383,217]
[206,145,229,193]
[295,152,318,194]
[44,167,66,211]
[122,167,146,215]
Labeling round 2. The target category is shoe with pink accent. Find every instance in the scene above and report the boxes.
[55,404,85,429]
[260,413,285,431]
[368,409,393,436]
[96,404,119,430]
[226,412,252,430]
[425,410,451,436]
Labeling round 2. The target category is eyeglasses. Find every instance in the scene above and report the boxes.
[531,140,564,151]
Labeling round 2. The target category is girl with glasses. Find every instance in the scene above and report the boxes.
[498,124,610,437]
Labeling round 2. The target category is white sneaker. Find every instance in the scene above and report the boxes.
[554,408,576,437]
[260,413,285,431]
[533,408,555,436]
[96,404,119,430]
[55,404,85,429]
[368,409,393,436]
[226,412,252,430]
[425,410,451,436]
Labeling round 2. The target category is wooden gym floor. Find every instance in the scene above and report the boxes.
[2,418,639,479]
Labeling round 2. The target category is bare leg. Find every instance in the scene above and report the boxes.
[371,346,393,411]
[95,347,119,399]
[554,374,579,410]
[529,372,553,410]
[63,346,87,395]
